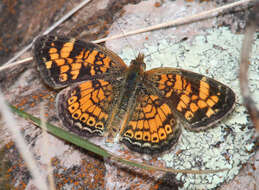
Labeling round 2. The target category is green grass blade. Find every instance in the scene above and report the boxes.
[9,104,110,158]
[9,104,228,174]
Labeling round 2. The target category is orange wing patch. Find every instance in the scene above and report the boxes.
[121,94,181,154]
[158,74,221,120]
[57,79,116,136]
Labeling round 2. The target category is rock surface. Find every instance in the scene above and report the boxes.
[0,0,258,190]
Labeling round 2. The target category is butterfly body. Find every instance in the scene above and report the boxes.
[33,35,235,155]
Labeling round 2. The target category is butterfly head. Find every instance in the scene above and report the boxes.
[129,53,146,74]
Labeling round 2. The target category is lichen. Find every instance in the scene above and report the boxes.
[118,27,257,189]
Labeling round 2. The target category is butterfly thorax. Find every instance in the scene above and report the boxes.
[106,54,146,142]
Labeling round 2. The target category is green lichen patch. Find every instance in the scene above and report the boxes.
[118,27,257,189]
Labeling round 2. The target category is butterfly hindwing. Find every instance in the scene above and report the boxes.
[120,86,181,154]
[57,79,122,136]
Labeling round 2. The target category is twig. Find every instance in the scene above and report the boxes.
[0,92,49,190]
[93,0,254,43]
[239,2,259,131]
[0,57,32,72]
[0,0,254,73]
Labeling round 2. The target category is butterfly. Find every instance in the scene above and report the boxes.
[33,35,235,155]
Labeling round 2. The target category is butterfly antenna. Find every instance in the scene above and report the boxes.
[136,53,145,62]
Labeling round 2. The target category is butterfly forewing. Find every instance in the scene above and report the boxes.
[33,35,127,89]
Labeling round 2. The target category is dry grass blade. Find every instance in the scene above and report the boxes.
[0,57,32,73]
[40,103,56,190]
[110,155,228,174]
[0,92,49,190]
[239,2,259,131]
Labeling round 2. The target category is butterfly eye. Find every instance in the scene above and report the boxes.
[142,62,146,71]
